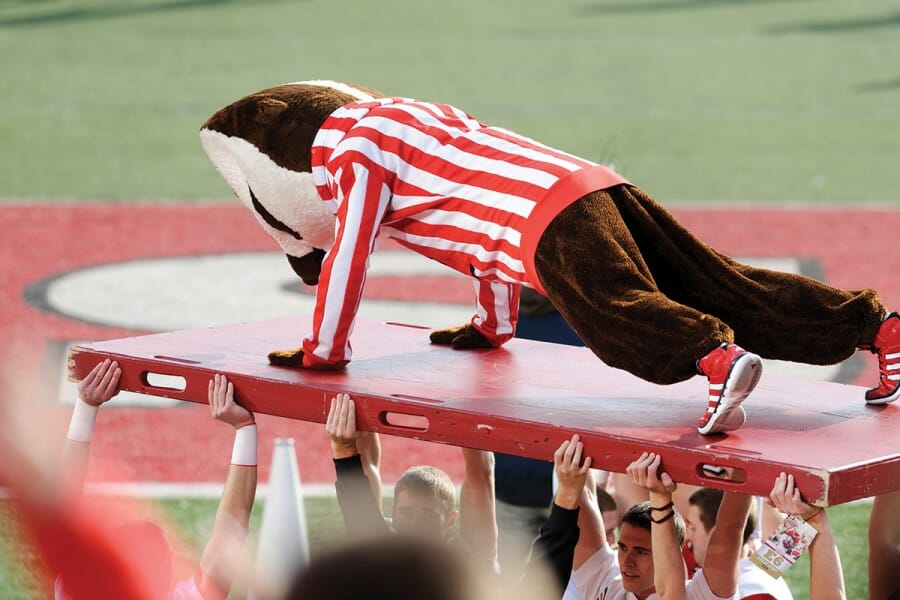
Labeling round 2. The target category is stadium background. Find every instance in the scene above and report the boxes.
[2,0,899,597]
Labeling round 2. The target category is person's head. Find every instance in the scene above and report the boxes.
[596,486,620,546]
[392,465,458,539]
[286,536,481,600]
[617,501,686,600]
[200,82,387,288]
[686,488,755,566]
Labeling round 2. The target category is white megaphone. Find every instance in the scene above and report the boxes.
[252,438,310,598]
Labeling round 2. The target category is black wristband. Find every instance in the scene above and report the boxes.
[649,509,676,524]
[649,501,674,513]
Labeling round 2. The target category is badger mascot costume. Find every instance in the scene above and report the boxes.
[200,80,899,435]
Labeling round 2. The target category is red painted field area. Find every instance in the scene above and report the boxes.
[2,203,898,488]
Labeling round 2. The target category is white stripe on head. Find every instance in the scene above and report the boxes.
[200,128,337,256]
[291,80,375,102]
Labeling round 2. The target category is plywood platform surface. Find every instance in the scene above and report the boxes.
[69,316,899,506]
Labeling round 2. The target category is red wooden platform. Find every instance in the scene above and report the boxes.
[68,316,900,506]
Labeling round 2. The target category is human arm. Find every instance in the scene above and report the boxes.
[522,434,592,597]
[627,452,685,600]
[198,374,258,598]
[60,358,121,491]
[769,473,845,600]
[269,162,392,369]
[610,471,650,520]
[355,426,383,508]
[868,491,900,600]
[573,466,608,570]
[326,393,390,536]
[0,361,156,600]
[458,447,498,562]
[758,494,784,541]
[697,489,750,600]
[326,390,383,501]
[430,280,520,349]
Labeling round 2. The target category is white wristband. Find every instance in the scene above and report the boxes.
[231,424,258,466]
[67,398,100,442]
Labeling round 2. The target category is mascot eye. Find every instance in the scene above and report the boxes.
[248,186,303,241]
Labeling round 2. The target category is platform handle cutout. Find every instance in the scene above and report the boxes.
[141,371,187,392]
[696,463,747,484]
[380,411,429,431]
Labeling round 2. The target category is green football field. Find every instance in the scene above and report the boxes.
[1,0,899,203]
[1,1,896,598]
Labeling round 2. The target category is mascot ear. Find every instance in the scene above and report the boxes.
[256,97,289,122]
[287,249,326,285]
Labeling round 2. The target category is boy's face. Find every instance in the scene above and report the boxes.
[685,504,713,566]
[616,523,656,599]
[392,490,456,539]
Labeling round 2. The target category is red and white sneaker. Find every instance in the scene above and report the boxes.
[696,343,762,435]
[866,312,900,405]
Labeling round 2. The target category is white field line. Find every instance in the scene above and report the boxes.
[0,482,395,500]
[0,482,419,500]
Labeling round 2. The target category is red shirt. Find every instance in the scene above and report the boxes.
[305,97,627,368]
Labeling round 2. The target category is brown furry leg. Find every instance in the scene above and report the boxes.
[534,189,734,385]
[607,186,886,364]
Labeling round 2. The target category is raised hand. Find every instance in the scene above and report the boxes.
[626,451,677,496]
[768,472,820,522]
[208,374,254,429]
[77,359,121,407]
[325,393,368,458]
[553,434,592,509]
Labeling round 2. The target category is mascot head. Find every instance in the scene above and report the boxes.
[200,80,384,284]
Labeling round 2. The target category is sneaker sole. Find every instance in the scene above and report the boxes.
[698,353,763,435]
[865,384,900,405]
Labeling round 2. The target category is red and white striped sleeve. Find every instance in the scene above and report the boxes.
[470,277,520,347]
[301,159,392,369]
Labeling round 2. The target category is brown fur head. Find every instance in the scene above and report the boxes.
[201,82,384,173]
[199,81,385,283]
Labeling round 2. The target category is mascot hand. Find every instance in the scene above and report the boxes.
[268,347,305,367]
[429,324,493,350]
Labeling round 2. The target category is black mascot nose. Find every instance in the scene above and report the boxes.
[287,249,326,285]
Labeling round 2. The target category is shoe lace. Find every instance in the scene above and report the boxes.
[878,349,889,382]
[876,341,898,386]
